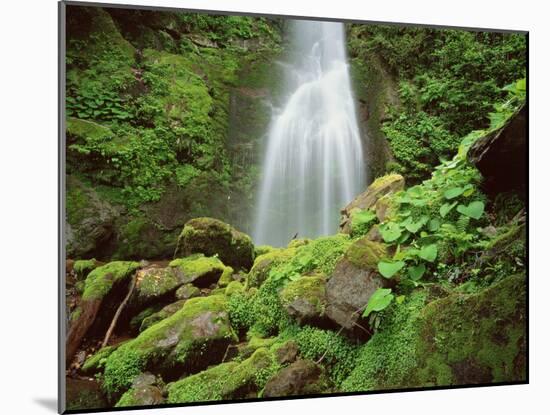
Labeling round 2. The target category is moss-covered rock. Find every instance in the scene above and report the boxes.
[133,266,180,305]
[81,345,118,376]
[225,280,245,297]
[82,261,140,301]
[262,359,331,397]
[169,254,228,288]
[246,247,296,288]
[167,347,277,402]
[175,218,255,271]
[344,238,388,271]
[66,176,119,258]
[73,258,100,280]
[279,275,327,325]
[254,245,275,257]
[340,174,405,234]
[115,373,165,407]
[66,378,107,411]
[217,265,235,288]
[175,284,200,301]
[102,295,237,397]
[140,300,186,332]
[342,274,526,391]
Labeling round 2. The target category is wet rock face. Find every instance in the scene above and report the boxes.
[116,373,165,407]
[468,105,526,195]
[325,258,391,331]
[340,174,405,234]
[175,217,255,271]
[66,176,119,258]
[262,360,329,397]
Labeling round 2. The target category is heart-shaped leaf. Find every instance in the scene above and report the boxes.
[428,218,441,232]
[362,288,394,318]
[378,260,405,279]
[444,187,464,199]
[419,244,438,262]
[379,222,402,243]
[408,263,426,280]
[405,216,429,233]
[440,201,458,218]
[457,201,485,219]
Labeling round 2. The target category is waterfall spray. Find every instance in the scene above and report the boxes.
[253,20,366,246]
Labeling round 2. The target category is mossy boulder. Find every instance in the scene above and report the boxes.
[325,257,392,332]
[175,218,254,271]
[66,176,119,258]
[82,261,141,301]
[102,295,237,397]
[73,258,101,280]
[140,300,186,332]
[133,266,180,306]
[115,373,165,407]
[81,345,118,376]
[279,275,327,325]
[262,359,331,397]
[342,274,526,391]
[175,284,200,301]
[66,378,107,411]
[225,280,245,297]
[340,174,405,234]
[217,265,235,288]
[167,347,277,402]
[246,247,296,288]
[344,237,388,270]
[169,254,228,288]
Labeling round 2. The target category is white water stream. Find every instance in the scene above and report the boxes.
[253,20,366,246]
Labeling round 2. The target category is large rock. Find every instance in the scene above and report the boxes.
[167,348,276,402]
[140,300,186,332]
[279,275,327,325]
[468,105,526,194]
[175,218,254,271]
[66,378,107,411]
[66,261,141,365]
[342,274,526,391]
[168,254,229,288]
[102,295,237,397]
[325,238,391,332]
[340,174,405,234]
[246,247,296,288]
[262,359,330,397]
[115,373,165,407]
[66,176,119,258]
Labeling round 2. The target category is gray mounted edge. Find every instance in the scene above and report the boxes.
[58,1,67,413]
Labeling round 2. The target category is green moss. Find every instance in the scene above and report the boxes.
[167,347,277,403]
[341,290,428,392]
[225,280,245,297]
[218,265,235,287]
[254,245,275,257]
[345,238,388,270]
[82,261,140,301]
[70,306,82,322]
[175,284,201,300]
[136,267,180,301]
[246,247,297,288]
[140,300,186,332]
[66,117,113,141]
[129,306,160,332]
[81,345,117,375]
[73,258,99,280]
[279,275,326,315]
[290,326,358,386]
[103,295,236,396]
[413,274,526,386]
[287,238,311,249]
[169,254,226,284]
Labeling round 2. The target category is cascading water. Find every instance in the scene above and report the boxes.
[253,20,366,247]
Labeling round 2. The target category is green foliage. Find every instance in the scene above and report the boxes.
[291,326,358,385]
[348,25,526,180]
[82,261,140,300]
[350,209,378,237]
[362,288,394,318]
[377,261,405,279]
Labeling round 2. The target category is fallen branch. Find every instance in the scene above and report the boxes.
[101,272,137,348]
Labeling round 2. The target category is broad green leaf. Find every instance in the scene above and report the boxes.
[428,218,441,232]
[362,288,394,318]
[408,263,426,280]
[405,216,429,233]
[457,201,485,219]
[378,260,405,279]
[444,187,464,200]
[440,201,458,218]
[379,222,402,243]
[419,244,438,262]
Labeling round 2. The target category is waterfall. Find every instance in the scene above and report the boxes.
[253,20,366,247]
